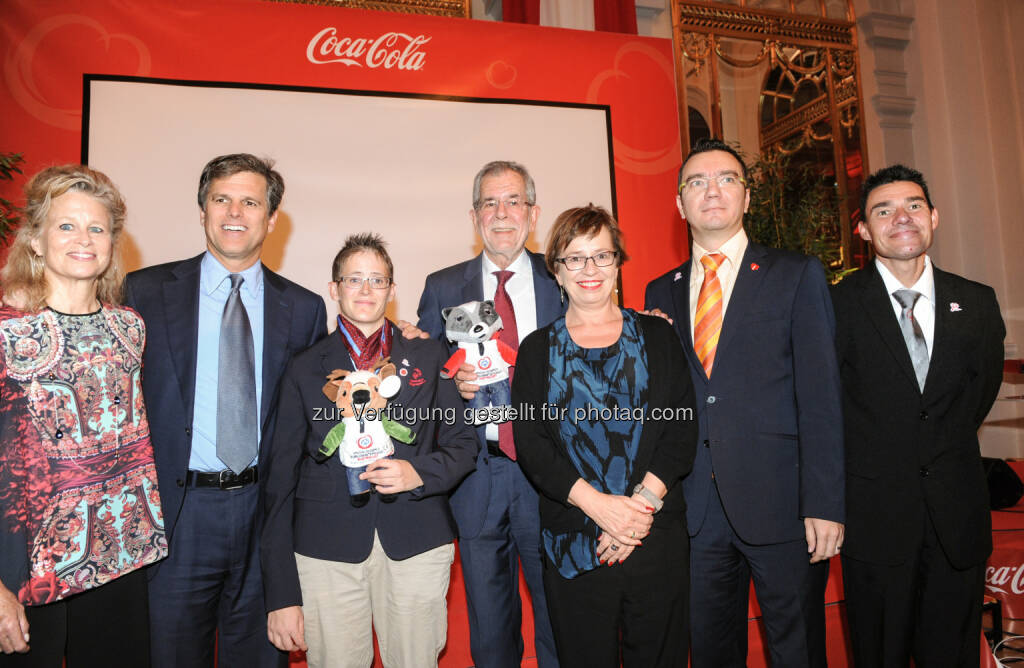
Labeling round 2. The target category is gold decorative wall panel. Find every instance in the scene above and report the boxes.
[671,0,868,272]
[267,0,470,18]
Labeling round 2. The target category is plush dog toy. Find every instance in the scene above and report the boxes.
[319,358,415,507]
[441,300,517,423]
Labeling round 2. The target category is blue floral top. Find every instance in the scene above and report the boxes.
[543,309,649,578]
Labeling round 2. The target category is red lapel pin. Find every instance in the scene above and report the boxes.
[750,262,759,271]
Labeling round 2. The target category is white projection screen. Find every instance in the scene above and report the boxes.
[84,77,615,326]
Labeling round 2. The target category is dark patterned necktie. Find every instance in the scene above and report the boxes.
[893,288,929,391]
[217,274,258,474]
[493,270,518,459]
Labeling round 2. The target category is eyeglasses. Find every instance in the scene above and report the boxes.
[679,174,747,194]
[476,197,533,212]
[555,251,619,271]
[336,275,392,290]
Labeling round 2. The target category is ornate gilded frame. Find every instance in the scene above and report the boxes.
[267,0,470,18]
[671,0,868,269]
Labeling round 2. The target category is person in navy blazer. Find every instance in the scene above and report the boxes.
[832,165,1005,666]
[416,161,563,668]
[261,233,478,667]
[123,154,327,668]
[644,139,844,668]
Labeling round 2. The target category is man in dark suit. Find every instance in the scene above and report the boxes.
[644,139,844,667]
[123,154,327,668]
[832,164,1005,666]
[416,161,562,668]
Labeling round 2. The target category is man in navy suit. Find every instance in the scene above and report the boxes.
[644,139,844,667]
[416,161,562,668]
[123,154,327,668]
[833,165,1005,666]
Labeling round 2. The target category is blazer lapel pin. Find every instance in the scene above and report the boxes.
[674,271,683,282]
[949,302,962,312]
[750,263,759,271]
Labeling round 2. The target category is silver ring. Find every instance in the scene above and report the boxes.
[610,544,619,551]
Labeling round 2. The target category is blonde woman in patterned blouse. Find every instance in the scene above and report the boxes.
[0,165,167,667]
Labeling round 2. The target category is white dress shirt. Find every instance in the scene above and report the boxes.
[875,256,936,358]
[481,250,536,440]
[689,229,749,340]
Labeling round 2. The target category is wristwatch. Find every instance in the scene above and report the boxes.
[633,483,663,512]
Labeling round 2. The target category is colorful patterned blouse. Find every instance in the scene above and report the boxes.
[543,309,649,578]
[0,305,167,605]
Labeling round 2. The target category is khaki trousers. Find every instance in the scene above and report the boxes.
[296,533,455,668]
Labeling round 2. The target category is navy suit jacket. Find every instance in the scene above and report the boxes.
[832,264,1004,568]
[416,250,563,539]
[260,324,479,611]
[645,242,844,545]
[123,253,327,545]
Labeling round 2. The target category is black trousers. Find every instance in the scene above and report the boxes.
[0,567,150,668]
[689,482,812,668]
[804,559,830,668]
[842,512,985,668]
[542,518,690,668]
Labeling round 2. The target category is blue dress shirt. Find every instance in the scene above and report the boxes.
[189,252,265,472]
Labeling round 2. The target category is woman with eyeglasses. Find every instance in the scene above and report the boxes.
[260,233,477,668]
[512,205,698,667]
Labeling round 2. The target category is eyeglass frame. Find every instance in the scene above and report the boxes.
[334,275,393,290]
[475,196,534,212]
[678,172,748,194]
[554,251,619,271]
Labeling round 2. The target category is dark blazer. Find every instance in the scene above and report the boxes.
[260,324,479,611]
[644,242,844,545]
[511,314,698,531]
[416,250,564,539]
[123,253,327,544]
[832,264,1005,568]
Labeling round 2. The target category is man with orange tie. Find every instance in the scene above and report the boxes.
[416,161,562,668]
[644,139,844,667]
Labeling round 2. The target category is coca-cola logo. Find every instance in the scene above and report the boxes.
[986,563,1024,595]
[307,27,429,71]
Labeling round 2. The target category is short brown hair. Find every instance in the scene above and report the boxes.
[544,204,628,275]
[197,154,284,215]
[1,164,127,312]
[331,233,394,282]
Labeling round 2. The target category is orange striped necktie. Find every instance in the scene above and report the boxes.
[694,252,726,377]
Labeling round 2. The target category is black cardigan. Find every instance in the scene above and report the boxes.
[511,312,698,533]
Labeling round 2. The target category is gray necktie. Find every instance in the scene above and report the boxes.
[217,274,258,474]
[893,289,929,391]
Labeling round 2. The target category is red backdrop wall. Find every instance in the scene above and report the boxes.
[0,0,689,306]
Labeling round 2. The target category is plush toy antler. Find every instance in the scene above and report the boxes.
[322,368,350,403]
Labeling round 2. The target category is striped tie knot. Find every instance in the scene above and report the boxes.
[701,252,725,274]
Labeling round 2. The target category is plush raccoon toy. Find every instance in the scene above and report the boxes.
[441,300,517,423]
